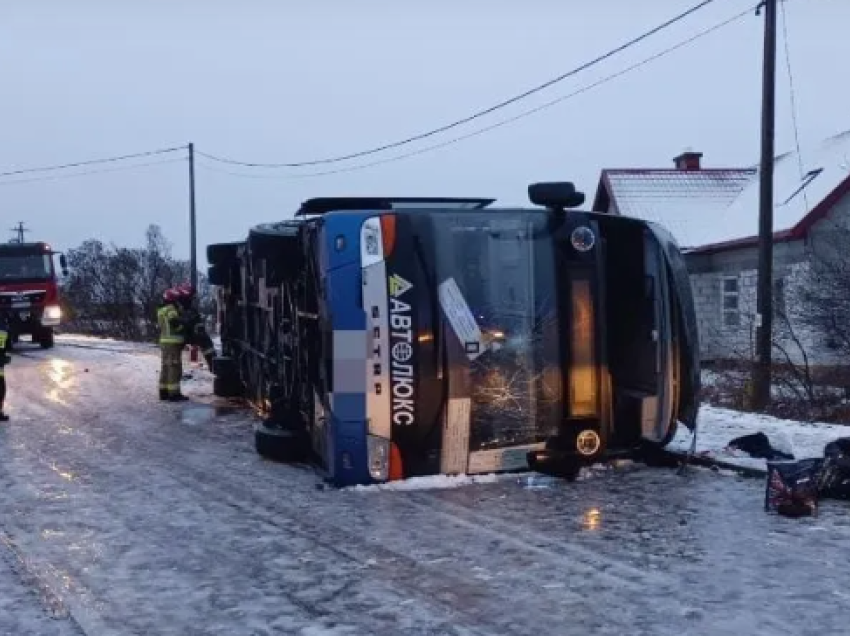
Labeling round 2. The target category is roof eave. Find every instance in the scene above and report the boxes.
[685,229,797,255]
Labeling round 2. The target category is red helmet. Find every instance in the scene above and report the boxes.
[163,288,179,303]
[177,283,196,297]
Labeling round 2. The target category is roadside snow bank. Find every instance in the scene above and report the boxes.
[668,406,849,473]
[348,459,640,492]
[348,473,505,492]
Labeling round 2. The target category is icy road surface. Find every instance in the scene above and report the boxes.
[1,337,850,636]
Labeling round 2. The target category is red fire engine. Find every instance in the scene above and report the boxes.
[0,241,68,348]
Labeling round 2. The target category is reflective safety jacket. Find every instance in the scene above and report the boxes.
[157,303,185,346]
[0,316,9,372]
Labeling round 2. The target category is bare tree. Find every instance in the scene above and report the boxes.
[701,227,850,421]
[60,225,212,342]
[797,225,850,363]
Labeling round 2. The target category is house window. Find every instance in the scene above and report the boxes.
[721,276,740,327]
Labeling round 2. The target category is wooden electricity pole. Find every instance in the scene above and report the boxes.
[188,142,198,290]
[752,0,778,410]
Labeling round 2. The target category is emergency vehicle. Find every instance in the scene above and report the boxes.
[207,182,700,486]
[0,241,68,348]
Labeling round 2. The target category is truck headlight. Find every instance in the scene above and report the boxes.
[367,435,390,481]
[360,218,384,266]
[570,226,595,252]
[44,305,61,321]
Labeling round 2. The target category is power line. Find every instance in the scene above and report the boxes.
[0,146,186,178]
[195,4,754,181]
[197,0,723,169]
[0,157,187,186]
[779,0,807,208]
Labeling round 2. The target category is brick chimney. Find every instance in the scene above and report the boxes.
[673,149,703,171]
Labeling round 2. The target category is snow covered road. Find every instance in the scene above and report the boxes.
[2,338,850,635]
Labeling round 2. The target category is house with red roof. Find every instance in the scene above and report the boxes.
[592,131,850,365]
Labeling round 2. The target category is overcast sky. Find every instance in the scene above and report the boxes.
[1,0,847,263]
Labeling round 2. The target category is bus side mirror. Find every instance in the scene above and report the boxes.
[528,182,586,210]
[59,254,69,276]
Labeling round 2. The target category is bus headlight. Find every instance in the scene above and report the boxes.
[367,435,390,481]
[360,218,384,266]
[570,226,595,252]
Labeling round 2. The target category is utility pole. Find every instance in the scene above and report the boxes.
[752,0,777,410]
[188,142,198,290]
[9,221,28,243]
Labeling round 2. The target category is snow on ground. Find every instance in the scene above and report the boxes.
[348,472,504,492]
[669,406,849,473]
[54,332,157,350]
[3,335,850,634]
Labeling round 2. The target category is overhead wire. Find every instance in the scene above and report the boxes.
[195,3,755,181]
[196,0,723,168]
[779,0,808,210]
[0,146,186,179]
[0,157,187,187]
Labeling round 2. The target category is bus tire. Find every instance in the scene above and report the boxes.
[207,264,227,286]
[248,222,302,267]
[255,423,309,463]
[212,355,237,377]
[213,376,242,398]
[207,242,242,266]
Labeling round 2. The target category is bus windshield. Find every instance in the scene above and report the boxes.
[427,211,563,451]
[0,253,53,281]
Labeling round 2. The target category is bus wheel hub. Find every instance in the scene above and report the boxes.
[576,430,601,456]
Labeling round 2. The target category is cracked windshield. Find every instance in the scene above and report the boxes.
[432,211,562,451]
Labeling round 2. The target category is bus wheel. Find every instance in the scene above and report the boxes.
[213,376,242,398]
[255,423,308,463]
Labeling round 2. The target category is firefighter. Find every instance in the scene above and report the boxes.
[176,283,216,370]
[157,288,188,401]
[0,312,10,421]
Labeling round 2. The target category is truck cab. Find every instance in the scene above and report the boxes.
[207,183,700,486]
[0,241,68,348]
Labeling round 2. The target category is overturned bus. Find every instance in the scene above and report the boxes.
[207,182,699,487]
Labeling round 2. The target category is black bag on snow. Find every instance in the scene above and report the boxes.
[730,432,794,461]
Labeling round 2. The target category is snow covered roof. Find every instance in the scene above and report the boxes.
[593,169,755,249]
[593,129,850,252]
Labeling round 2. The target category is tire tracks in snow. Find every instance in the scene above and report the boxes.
[4,346,797,636]
[7,350,655,635]
[0,528,88,634]
[5,357,503,636]
[70,387,687,633]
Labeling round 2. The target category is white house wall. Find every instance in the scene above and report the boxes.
[686,242,807,364]
[685,188,850,367]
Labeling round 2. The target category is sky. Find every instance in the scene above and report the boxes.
[1,0,848,265]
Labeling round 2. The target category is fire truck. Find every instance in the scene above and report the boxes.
[207,182,700,486]
[0,241,68,348]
